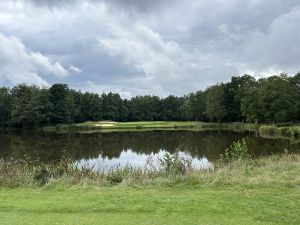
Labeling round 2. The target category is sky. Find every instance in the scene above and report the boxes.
[0,0,300,97]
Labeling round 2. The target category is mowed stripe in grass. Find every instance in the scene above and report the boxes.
[0,186,299,225]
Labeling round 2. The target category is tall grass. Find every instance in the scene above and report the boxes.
[1,152,299,188]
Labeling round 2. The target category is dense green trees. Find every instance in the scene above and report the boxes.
[128,95,161,121]
[0,87,11,127]
[205,84,226,123]
[182,91,206,121]
[0,73,299,128]
[241,75,300,123]
[161,95,184,121]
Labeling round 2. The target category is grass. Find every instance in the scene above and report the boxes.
[43,121,199,132]
[0,184,299,225]
[0,154,299,224]
[43,121,300,140]
[43,121,261,133]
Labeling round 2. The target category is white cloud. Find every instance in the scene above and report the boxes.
[99,22,238,96]
[0,0,299,95]
[84,81,133,99]
[0,32,75,86]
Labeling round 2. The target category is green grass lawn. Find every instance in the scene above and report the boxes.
[0,185,299,225]
[0,154,299,224]
[75,121,199,129]
[43,121,300,139]
[43,121,257,133]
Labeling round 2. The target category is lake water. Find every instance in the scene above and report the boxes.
[0,130,299,170]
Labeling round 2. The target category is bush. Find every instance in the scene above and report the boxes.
[221,138,250,163]
[159,152,192,176]
[33,166,51,185]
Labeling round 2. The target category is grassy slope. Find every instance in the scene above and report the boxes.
[43,121,300,139]
[0,155,299,225]
[44,121,260,133]
[0,186,299,225]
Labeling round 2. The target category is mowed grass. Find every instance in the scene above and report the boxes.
[43,121,202,133]
[44,121,259,133]
[78,121,197,128]
[0,154,300,225]
[115,121,196,128]
[0,185,299,225]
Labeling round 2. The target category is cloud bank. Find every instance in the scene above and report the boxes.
[0,0,299,96]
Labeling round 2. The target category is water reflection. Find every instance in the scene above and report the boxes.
[77,150,214,171]
[0,130,299,167]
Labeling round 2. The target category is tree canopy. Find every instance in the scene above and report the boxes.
[0,73,299,128]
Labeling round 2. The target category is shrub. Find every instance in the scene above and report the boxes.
[221,138,250,163]
[33,166,51,185]
[159,152,192,176]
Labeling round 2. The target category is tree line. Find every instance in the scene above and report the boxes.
[0,73,299,128]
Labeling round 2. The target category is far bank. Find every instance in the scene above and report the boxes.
[42,121,300,139]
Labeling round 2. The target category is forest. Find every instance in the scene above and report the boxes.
[0,73,299,128]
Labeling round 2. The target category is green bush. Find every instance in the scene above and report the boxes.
[33,166,51,185]
[159,152,191,176]
[222,138,250,163]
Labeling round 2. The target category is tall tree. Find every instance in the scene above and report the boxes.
[161,95,184,121]
[241,75,300,123]
[101,92,124,121]
[49,84,74,124]
[128,95,162,121]
[224,75,256,122]
[0,87,11,127]
[183,91,206,121]
[261,75,299,123]
[205,84,226,123]
[10,84,33,127]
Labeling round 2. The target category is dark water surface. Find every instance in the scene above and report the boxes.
[0,130,299,170]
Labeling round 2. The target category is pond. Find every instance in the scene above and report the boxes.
[0,130,299,170]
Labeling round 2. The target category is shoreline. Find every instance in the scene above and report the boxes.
[41,121,300,139]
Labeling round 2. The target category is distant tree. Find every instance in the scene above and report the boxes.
[241,75,300,123]
[290,72,300,92]
[0,87,11,127]
[10,84,33,127]
[161,95,184,121]
[29,88,53,126]
[1,72,300,128]
[71,90,83,123]
[261,75,299,123]
[80,92,102,121]
[101,92,124,121]
[241,82,264,123]
[182,91,206,121]
[223,75,256,122]
[290,73,300,120]
[205,84,226,123]
[49,84,74,124]
[128,95,162,121]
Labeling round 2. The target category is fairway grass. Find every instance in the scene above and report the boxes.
[43,121,258,133]
[0,154,299,225]
[43,121,300,140]
[0,185,299,225]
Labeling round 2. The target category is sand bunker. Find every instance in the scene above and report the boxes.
[95,123,115,127]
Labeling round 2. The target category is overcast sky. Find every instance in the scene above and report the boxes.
[0,0,300,97]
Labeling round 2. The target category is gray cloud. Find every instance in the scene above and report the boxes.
[0,0,299,97]
[0,32,78,86]
[29,0,178,11]
[29,0,76,7]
